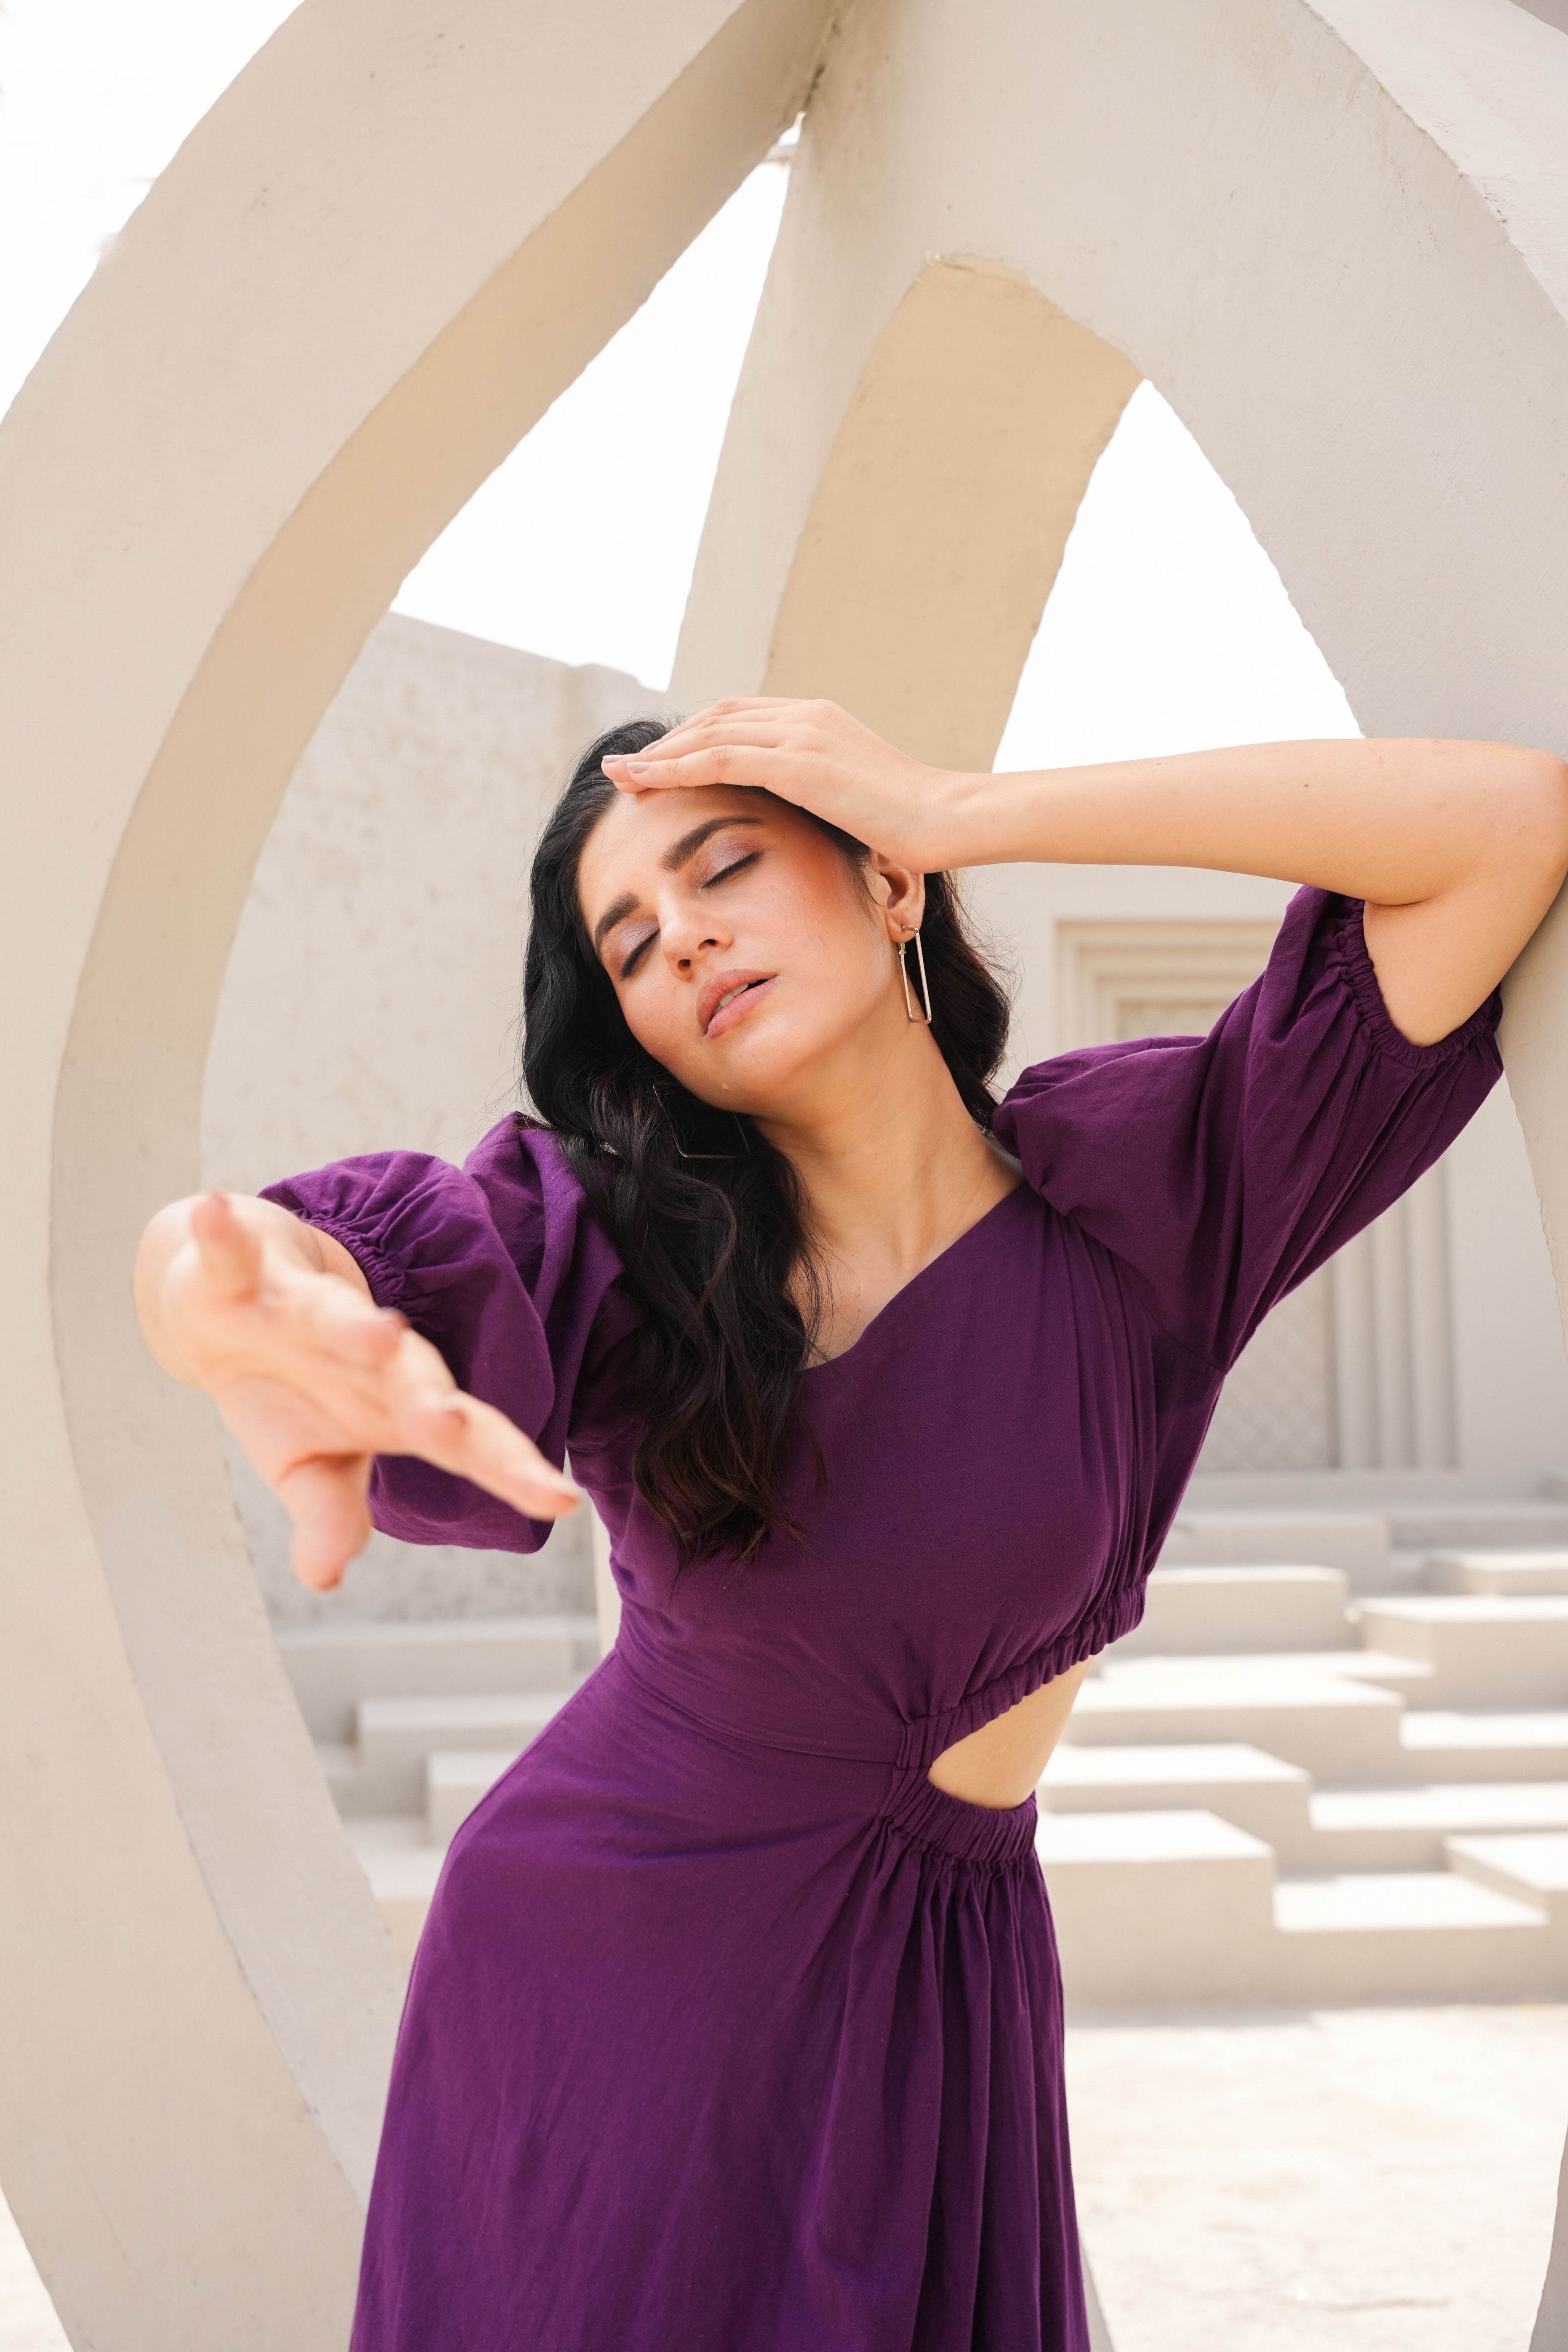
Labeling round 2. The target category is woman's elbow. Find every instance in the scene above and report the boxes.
[1518,749,1568,882]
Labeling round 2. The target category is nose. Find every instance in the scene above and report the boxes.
[660,892,729,975]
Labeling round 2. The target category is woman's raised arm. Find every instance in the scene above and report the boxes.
[605,701,1568,1047]
[134,1190,578,1590]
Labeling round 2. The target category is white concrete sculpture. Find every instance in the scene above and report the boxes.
[2,0,1568,2343]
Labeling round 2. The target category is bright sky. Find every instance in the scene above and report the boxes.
[0,0,1357,764]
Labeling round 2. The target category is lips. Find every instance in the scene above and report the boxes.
[698,969,778,1038]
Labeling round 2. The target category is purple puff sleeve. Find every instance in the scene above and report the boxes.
[991,887,1503,1373]
[260,1117,642,1550]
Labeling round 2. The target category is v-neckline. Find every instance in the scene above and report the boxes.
[801,1179,1030,1377]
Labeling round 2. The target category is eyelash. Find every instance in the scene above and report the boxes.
[616,851,760,981]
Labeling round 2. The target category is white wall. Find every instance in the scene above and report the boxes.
[1448,1083,1568,1478]
[202,613,648,1619]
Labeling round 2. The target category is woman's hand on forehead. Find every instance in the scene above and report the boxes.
[601,699,966,874]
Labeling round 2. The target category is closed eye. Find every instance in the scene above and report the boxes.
[614,848,762,980]
[618,930,657,981]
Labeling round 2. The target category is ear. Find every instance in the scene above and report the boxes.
[867,853,926,939]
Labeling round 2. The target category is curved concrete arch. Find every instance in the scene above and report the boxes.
[0,1,831,2342]
[756,258,1138,771]
[674,0,1568,1294]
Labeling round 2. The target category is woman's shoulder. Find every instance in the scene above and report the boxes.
[261,1113,629,1316]
[462,1116,629,1296]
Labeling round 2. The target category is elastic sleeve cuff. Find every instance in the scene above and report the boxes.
[1327,897,1502,1071]
[283,1206,406,1313]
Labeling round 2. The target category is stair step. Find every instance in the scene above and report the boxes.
[1275,1867,1546,1930]
[275,1613,600,1740]
[1391,1501,1568,1554]
[1399,1709,1568,1781]
[1069,1666,1408,1782]
[426,1749,518,1844]
[327,1689,576,1814]
[1271,1870,1557,2001]
[1447,1830,1568,1922]
[1308,1782,1568,1870]
[349,1818,444,1973]
[1040,1743,1312,1853]
[1358,1596,1568,1706]
[1111,1565,1351,1656]
[1036,1809,1278,2004]
[1159,1510,1388,1582]
[1426,1548,1568,1596]
[360,1688,568,1761]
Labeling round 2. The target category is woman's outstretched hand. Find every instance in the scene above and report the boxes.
[602,698,970,870]
[135,1191,578,1591]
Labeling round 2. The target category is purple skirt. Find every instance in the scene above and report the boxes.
[350,1649,1089,2351]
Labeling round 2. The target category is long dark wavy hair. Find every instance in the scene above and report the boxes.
[522,718,1013,1568]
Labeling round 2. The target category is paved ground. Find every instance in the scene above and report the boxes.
[1067,2003,1568,2352]
[1,2004,1564,2346]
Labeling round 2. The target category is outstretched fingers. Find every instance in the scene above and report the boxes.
[399,1387,581,1522]
[190,1191,264,1303]
[294,1266,405,1369]
[277,1454,375,1590]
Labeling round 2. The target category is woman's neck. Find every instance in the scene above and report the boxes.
[753,1025,1021,1361]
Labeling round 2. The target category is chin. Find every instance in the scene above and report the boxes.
[717,1043,841,1118]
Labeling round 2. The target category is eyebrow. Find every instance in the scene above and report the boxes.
[590,815,766,957]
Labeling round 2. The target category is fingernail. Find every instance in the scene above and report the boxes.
[619,760,651,779]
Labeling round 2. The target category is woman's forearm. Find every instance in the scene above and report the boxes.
[602,702,1568,1045]
[950,737,1568,907]
[950,736,1568,1045]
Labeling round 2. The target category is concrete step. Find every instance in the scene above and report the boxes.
[426,1749,517,1844]
[1036,1809,1279,2004]
[349,1818,444,1974]
[1446,1829,1568,1927]
[1068,1662,1409,1782]
[1039,1742,1313,1854]
[1159,1510,1389,1584]
[1390,1500,1568,1557]
[1271,1871,1556,2001]
[1037,1810,1563,2004]
[1042,1730,1568,1870]
[1399,1709,1568,1781]
[1267,1648,1433,1692]
[330,1688,574,1815]
[1425,1548,1568,1596]
[1357,1595,1568,1706]
[1111,1566,1351,1657]
[275,1613,599,1740]
[1307,1782,1568,1870]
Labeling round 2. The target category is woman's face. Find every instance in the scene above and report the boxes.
[576,784,926,1122]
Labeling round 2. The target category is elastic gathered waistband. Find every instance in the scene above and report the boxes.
[879,1765,1039,1870]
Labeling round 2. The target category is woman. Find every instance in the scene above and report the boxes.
[137,698,1568,2350]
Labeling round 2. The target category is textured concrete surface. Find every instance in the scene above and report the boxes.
[1066,2004,1568,2351]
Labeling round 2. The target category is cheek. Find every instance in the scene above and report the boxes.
[616,975,692,1073]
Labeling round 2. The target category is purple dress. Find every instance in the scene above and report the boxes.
[264,890,1500,2352]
